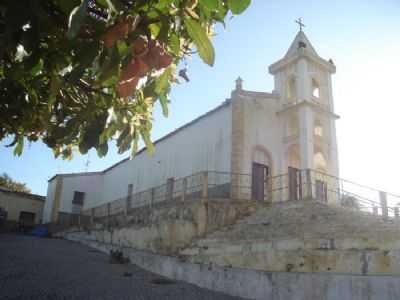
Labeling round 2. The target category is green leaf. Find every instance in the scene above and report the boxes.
[95,0,108,8]
[67,0,89,40]
[155,66,172,94]
[183,17,215,66]
[104,0,117,12]
[169,33,180,56]
[97,142,108,157]
[159,93,169,117]
[55,0,81,14]
[199,0,219,10]
[77,40,101,67]
[13,136,24,156]
[149,23,161,38]
[49,74,61,108]
[30,59,43,76]
[98,47,120,85]
[116,41,130,57]
[227,0,251,14]
[141,131,154,155]
[154,0,174,10]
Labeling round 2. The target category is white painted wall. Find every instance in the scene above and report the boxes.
[47,103,232,213]
[59,174,104,212]
[99,103,232,208]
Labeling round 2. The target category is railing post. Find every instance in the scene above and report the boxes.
[151,188,155,208]
[304,169,313,200]
[107,203,111,229]
[91,208,95,226]
[394,207,399,220]
[380,191,388,219]
[201,171,208,201]
[230,173,236,200]
[182,178,187,202]
[126,195,131,216]
[78,213,81,229]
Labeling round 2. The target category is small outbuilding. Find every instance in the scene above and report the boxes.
[0,187,45,229]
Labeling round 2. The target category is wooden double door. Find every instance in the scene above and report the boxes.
[251,162,269,201]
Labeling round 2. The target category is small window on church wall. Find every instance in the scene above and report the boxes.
[72,191,85,205]
[287,77,296,101]
[312,78,320,98]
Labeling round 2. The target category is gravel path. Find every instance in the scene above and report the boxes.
[0,234,243,300]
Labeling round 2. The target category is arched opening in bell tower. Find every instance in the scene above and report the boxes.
[314,118,324,137]
[287,76,297,102]
[312,78,320,98]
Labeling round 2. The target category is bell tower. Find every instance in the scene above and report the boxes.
[269,28,339,177]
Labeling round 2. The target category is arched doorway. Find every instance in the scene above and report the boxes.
[313,149,328,202]
[251,146,273,201]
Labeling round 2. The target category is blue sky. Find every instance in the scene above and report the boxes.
[1,0,399,196]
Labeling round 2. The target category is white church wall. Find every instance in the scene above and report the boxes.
[239,96,282,177]
[58,174,104,213]
[90,103,232,208]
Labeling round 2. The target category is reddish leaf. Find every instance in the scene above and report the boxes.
[158,54,172,68]
[102,20,130,48]
[117,58,149,97]
[117,76,139,98]
[132,37,148,56]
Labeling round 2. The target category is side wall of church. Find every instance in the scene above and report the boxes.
[96,103,232,207]
[45,102,233,216]
[58,174,104,213]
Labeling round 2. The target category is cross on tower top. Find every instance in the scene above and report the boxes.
[295,18,305,32]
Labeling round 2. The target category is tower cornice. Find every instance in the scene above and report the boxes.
[269,50,336,75]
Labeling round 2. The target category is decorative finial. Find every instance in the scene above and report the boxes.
[235,77,243,91]
[295,18,305,32]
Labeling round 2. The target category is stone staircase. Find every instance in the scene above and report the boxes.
[180,200,400,275]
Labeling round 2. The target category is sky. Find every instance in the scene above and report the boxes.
[1,0,400,198]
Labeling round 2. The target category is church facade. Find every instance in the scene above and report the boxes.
[43,31,339,223]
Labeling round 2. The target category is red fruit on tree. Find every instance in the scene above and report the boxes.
[117,58,149,98]
[132,37,148,57]
[117,76,139,98]
[158,54,172,68]
[142,44,162,69]
[101,20,130,49]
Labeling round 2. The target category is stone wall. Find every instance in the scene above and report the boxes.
[61,199,258,255]
[181,200,400,275]
[63,235,400,300]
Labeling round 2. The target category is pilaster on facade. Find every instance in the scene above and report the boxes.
[231,92,245,200]
[51,176,63,223]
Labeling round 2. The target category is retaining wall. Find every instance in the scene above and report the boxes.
[64,233,400,300]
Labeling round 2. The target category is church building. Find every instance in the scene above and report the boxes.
[43,30,340,223]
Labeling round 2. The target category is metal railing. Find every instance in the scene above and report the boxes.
[52,169,400,231]
[298,169,400,218]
